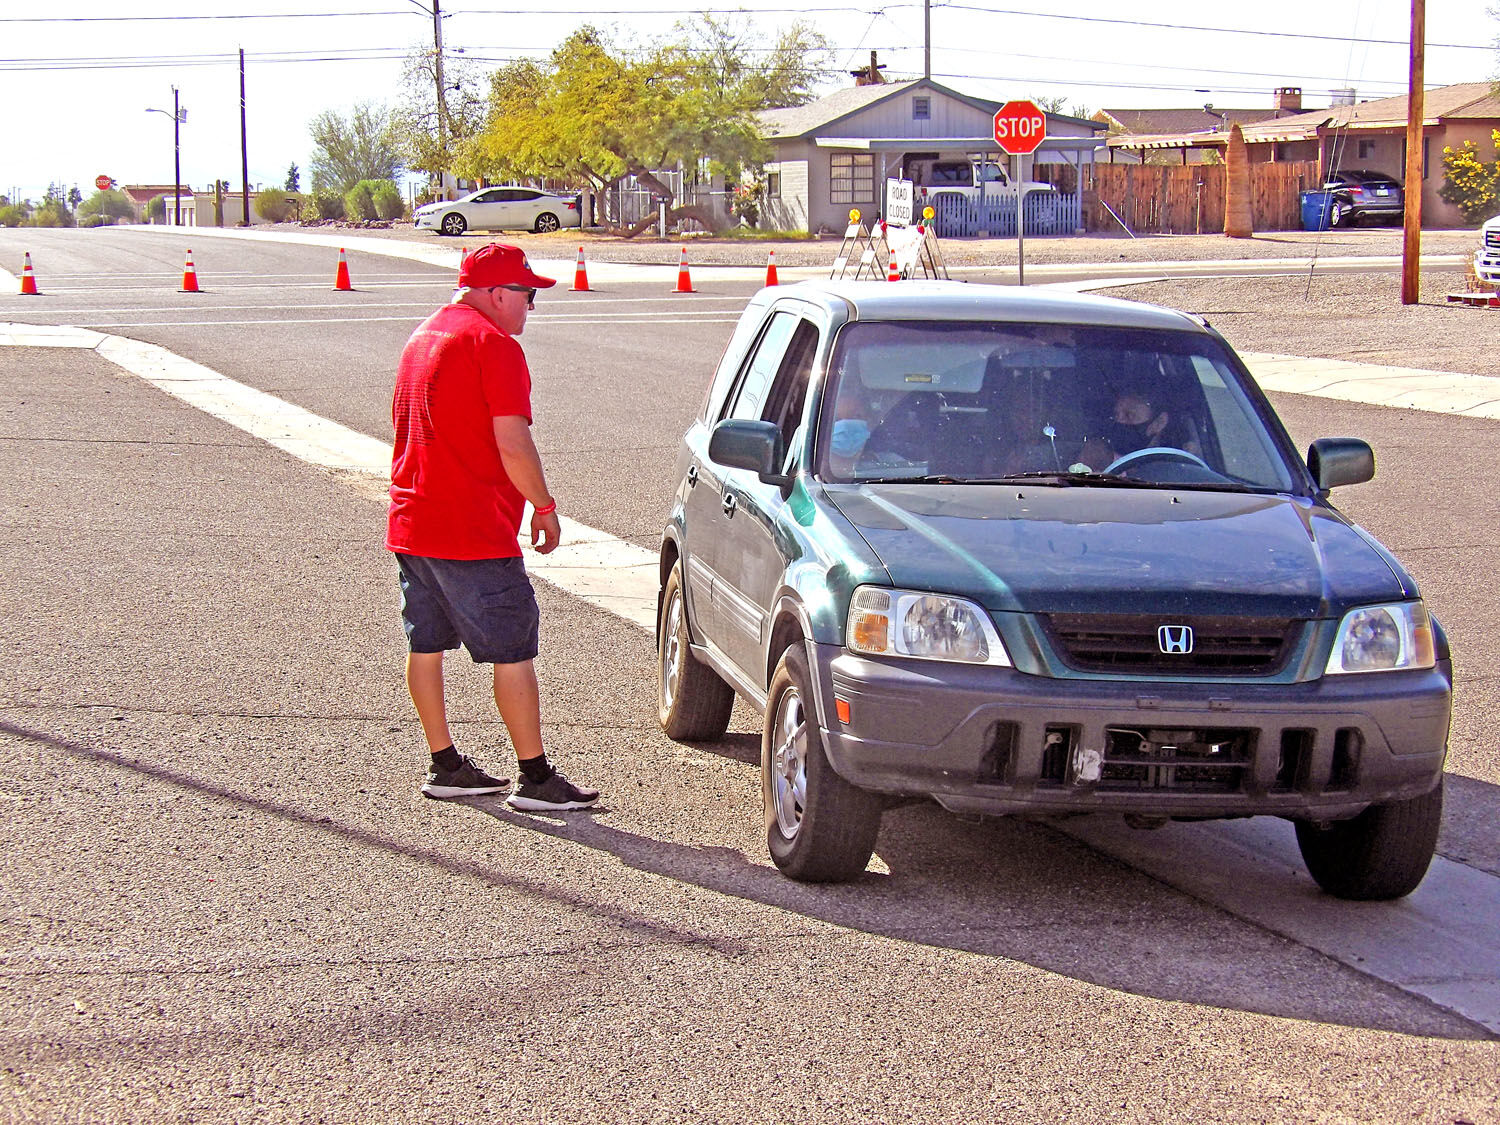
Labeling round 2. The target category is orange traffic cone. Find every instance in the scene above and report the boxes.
[764,249,779,287]
[334,248,353,291]
[571,246,592,292]
[887,250,900,282]
[180,249,201,293]
[18,252,39,295]
[673,246,696,293]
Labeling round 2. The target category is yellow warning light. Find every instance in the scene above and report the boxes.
[923,206,935,220]
[849,208,861,222]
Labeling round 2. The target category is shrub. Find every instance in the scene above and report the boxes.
[78,214,113,228]
[344,181,376,222]
[78,189,137,225]
[0,204,28,227]
[29,200,73,227]
[1440,132,1500,225]
[145,196,166,222]
[310,190,346,221]
[254,191,296,223]
[372,181,404,220]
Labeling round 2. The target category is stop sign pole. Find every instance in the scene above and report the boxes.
[994,100,1047,285]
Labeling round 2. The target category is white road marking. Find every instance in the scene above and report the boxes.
[4,318,1499,1031]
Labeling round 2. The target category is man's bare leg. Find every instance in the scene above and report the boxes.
[492,659,545,760]
[406,651,453,754]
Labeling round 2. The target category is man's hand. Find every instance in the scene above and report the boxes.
[530,508,562,554]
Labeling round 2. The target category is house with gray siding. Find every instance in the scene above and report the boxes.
[756,78,1104,236]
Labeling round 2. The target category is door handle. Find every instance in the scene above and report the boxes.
[721,492,738,517]
[686,463,699,487]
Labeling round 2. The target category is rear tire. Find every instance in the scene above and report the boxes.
[657,562,734,741]
[1294,778,1443,900]
[534,212,562,233]
[762,644,882,882]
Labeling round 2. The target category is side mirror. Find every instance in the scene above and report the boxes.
[1307,437,1374,490]
[709,419,787,484]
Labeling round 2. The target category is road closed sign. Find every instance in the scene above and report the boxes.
[993,100,1047,155]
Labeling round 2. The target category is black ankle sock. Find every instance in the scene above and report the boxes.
[519,754,553,783]
[432,745,463,771]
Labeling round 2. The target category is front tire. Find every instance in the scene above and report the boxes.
[762,644,882,882]
[1328,200,1345,228]
[534,212,562,233]
[440,212,467,236]
[657,562,733,741]
[1294,778,1443,900]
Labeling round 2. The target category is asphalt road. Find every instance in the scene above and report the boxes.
[2,228,1498,1123]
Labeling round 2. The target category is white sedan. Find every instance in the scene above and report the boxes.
[415,186,581,236]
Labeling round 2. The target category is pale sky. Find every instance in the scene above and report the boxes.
[1,0,1494,205]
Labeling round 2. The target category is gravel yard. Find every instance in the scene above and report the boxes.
[1098,270,1499,378]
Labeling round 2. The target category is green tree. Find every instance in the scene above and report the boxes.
[308,102,403,193]
[1440,132,1500,224]
[391,46,488,185]
[285,162,301,192]
[78,189,137,225]
[67,185,83,209]
[465,20,821,232]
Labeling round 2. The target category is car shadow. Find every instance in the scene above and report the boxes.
[472,774,1497,1042]
[12,719,1491,1042]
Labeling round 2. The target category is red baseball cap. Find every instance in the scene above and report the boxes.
[457,242,557,290]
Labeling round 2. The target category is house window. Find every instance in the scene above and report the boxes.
[830,153,875,204]
[913,96,931,121]
[1357,139,1375,160]
[766,171,781,199]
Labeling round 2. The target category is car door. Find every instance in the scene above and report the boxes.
[713,312,823,679]
[687,309,803,675]
[463,188,509,230]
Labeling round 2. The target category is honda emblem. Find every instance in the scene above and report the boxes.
[1158,625,1194,655]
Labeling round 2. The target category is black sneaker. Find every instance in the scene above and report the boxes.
[421,754,510,800]
[505,768,600,811]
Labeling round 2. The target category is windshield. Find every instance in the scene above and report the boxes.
[818,320,1298,492]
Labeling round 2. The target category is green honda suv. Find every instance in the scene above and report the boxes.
[656,280,1450,898]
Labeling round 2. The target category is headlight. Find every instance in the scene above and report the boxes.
[846,586,1010,666]
[1325,601,1435,675]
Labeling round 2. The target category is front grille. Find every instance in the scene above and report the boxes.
[1096,726,1254,793]
[1045,613,1299,675]
[1486,229,1500,251]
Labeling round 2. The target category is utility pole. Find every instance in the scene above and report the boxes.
[924,0,931,80]
[1401,0,1425,305]
[173,85,182,227]
[433,0,448,199]
[239,48,251,227]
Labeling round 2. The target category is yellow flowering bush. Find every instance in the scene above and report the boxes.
[1440,130,1500,224]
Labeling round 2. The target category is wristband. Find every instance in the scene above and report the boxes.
[533,499,557,517]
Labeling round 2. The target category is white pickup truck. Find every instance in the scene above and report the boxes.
[913,159,1056,203]
[1475,214,1500,285]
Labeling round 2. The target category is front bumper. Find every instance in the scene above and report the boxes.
[811,642,1450,819]
[414,212,442,230]
[1476,249,1500,285]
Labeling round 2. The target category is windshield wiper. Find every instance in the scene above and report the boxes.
[858,474,961,485]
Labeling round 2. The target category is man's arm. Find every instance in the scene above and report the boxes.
[492,414,561,554]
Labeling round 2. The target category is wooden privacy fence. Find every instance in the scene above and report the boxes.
[1083,162,1320,234]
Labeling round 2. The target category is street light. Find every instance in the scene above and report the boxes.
[145,87,188,226]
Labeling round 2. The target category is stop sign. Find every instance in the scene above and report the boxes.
[993,100,1047,155]
[94,174,113,191]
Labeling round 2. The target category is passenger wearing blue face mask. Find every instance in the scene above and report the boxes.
[827,376,878,477]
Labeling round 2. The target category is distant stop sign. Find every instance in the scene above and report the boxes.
[993,100,1047,155]
[95,175,112,190]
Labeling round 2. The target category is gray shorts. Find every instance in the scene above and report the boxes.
[396,554,540,665]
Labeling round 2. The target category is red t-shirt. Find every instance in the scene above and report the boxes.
[386,303,533,559]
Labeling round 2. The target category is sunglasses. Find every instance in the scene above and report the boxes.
[498,284,538,303]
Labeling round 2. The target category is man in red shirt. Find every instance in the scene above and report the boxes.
[388,242,599,811]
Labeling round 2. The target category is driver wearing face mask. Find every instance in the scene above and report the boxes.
[1099,389,1199,458]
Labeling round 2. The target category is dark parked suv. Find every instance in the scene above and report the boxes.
[657,280,1450,898]
[1323,169,1404,226]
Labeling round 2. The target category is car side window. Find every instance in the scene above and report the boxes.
[474,190,504,203]
[762,320,819,440]
[725,312,799,422]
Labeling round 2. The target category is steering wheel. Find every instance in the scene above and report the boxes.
[1103,446,1211,476]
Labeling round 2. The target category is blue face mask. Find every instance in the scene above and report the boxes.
[831,418,871,458]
